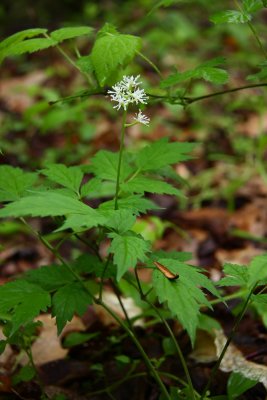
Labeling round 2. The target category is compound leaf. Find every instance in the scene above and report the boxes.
[0,28,48,51]
[0,166,37,202]
[210,10,251,24]
[0,280,51,334]
[136,138,195,171]
[91,25,142,86]
[109,232,150,280]
[52,283,93,334]
[1,38,57,59]
[122,175,184,197]
[25,264,75,291]
[0,192,96,218]
[40,164,83,194]
[90,150,133,181]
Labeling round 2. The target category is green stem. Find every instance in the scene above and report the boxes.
[114,109,127,210]
[44,33,93,85]
[137,51,163,78]
[97,299,171,400]
[247,21,267,59]
[200,282,258,399]
[209,288,248,306]
[134,269,196,400]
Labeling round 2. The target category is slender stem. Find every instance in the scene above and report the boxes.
[25,348,47,399]
[209,288,248,306]
[110,280,133,328]
[137,51,163,78]
[44,33,93,85]
[247,21,267,59]
[134,269,196,400]
[186,83,267,104]
[97,299,171,400]
[99,253,112,301]
[200,283,258,399]
[114,109,127,210]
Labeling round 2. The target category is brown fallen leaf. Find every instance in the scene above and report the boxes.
[20,315,86,366]
[215,329,267,389]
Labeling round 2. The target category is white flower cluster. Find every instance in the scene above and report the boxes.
[108,75,150,126]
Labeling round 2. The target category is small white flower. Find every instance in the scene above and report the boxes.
[108,75,148,111]
[133,110,150,126]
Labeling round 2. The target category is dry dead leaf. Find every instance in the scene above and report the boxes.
[215,329,267,389]
[19,315,86,366]
[189,330,217,363]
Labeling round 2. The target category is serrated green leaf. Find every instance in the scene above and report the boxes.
[248,254,267,287]
[122,175,184,197]
[91,27,142,86]
[99,195,158,214]
[55,211,107,232]
[40,164,83,194]
[104,209,136,233]
[25,264,75,291]
[0,166,37,202]
[219,263,249,287]
[0,280,51,334]
[91,150,133,181]
[210,10,251,24]
[201,67,228,84]
[136,138,195,171]
[109,232,150,280]
[50,26,93,43]
[0,28,48,51]
[76,55,94,74]
[73,254,116,279]
[52,283,93,334]
[152,250,192,262]
[251,293,267,305]
[242,0,263,13]
[161,58,228,88]
[1,38,57,59]
[0,192,96,218]
[152,259,217,344]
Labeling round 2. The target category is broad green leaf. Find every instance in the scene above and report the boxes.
[219,263,249,287]
[109,232,150,280]
[81,178,116,198]
[227,372,257,399]
[0,340,6,355]
[90,150,133,181]
[0,280,51,334]
[161,58,228,87]
[0,192,96,218]
[40,164,83,194]
[251,293,267,305]
[73,254,116,279]
[25,264,75,291]
[242,0,263,13]
[152,250,192,262]
[210,10,251,24]
[104,209,136,233]
[248,254,267,287]
[1,38,57,59]
[0,28,48,51]
[122,175,184,197]
[201,67,228,84]
[152,258,217,344]
[136,138,195,171]
[0,166,37,202]
[76,55,94,74]
[55,212,107,232]
[153,269,200,344]
[50,26,93,42]
[52,283,93,334]
[99,195,158,214]
[91,26,142,86]
[63,332,99,348]
[13,365,36,385]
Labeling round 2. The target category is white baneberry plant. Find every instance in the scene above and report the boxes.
[0,12,267,398]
